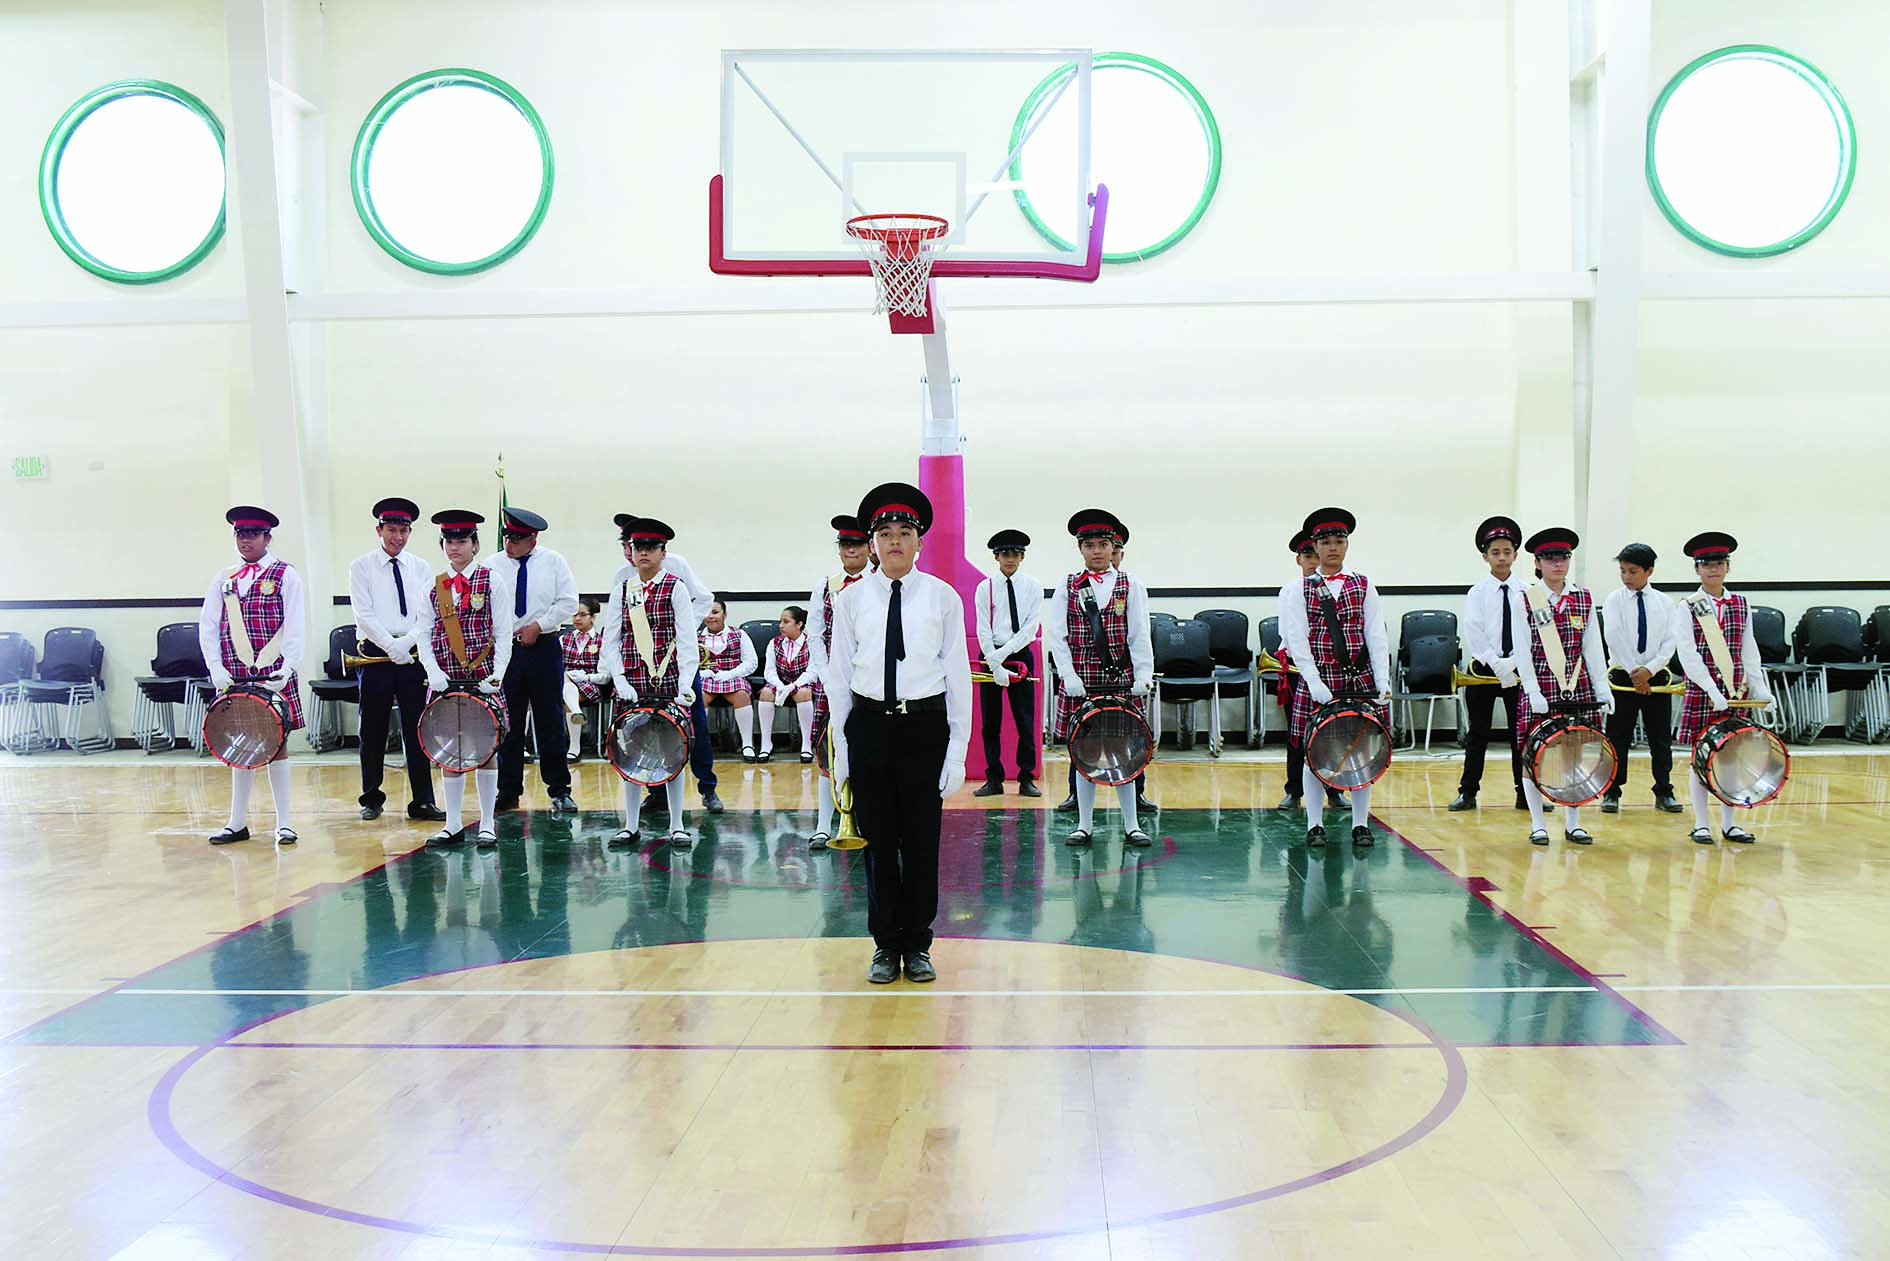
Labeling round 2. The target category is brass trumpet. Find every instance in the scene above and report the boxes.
[1607,666,1685,695]
[823,725,866,850]
[1452,666,1505,689]
[1258,650,1297,675]
[343,650,395,669]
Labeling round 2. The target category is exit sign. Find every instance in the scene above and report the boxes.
[11,456,48,481]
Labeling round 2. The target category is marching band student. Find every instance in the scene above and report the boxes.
[807,514,874,850]
[1452,516,1529,813]
[199,506,304,846]
[1280,507,1390,849]
[416,510,514,846]
[1044,509,1154,849]
[599,517,699,849]
[1512,528,1613,846]
[1671,532,1774,845]
[1276,531,1342,812]
[610,514,724,815]
[698,599,759,758]
[1600,544,1683,814]
[759,606,817,763]
[561,597,606,762]
[485,507,580,814]
[348,497,443,823]
[827,483,972,984]
[1112,524,1156,815]
[973,529,1043,798]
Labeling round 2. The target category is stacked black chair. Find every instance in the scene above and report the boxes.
[16,627,112,754]
[1796,606,1885,742]
[132,622,210,752]
[307,625,362,753]
[1153,617,1217,752]
[0,633,36,751]
[1194,608,1256,748]
[1393,609,1461,751]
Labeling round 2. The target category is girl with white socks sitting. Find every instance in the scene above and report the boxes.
[759,606,817,763]
[698,599,759,757]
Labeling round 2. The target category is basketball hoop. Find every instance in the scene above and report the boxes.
[845,213,949,317]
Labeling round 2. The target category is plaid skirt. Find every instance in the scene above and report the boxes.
[702,673,751,697]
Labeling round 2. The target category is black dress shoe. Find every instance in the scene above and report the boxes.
[1351,825,1374,848]
[973,780,1005,798]
[358,805,383,820]
[1277,793,1303,810]
[867,948,899,984]
[1305,825,1326,848]
[1018,778,1042,798]
[1655,793,1685,813]
[902,951,936,983]
[409,803,447,822]
[494,795,520,813]
[1447,794,1476,812]
[1054,794,1077,812]
[702,790,725,814]
[208,825,250,845]
[550,795,578,813]
[1599,797,1620,814]
[1135,793,1157,813]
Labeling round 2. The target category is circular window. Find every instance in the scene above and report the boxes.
[39,80,226,285]
[1010,53,1221,264]
[1647,45,1855,258]
[351,69,554,275]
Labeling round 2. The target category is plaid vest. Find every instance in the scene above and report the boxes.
[1064,570,1132,687]
[1527,585,1597,702]
[773,633,810,682]
[1688,591,1749,695]
[620,571,681,700]
[821,571,865,654]
[700,628,745,673]
[561,627,602,674]
[429,565,497,680]
[1302,572,1372,681]
[218,559,290,677]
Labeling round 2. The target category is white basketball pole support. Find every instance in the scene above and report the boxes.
[917,285,962,455]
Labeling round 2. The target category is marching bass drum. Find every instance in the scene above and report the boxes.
[1067,695,1154,787]
[417,685,509,772]
[1692,714,1790,808]
[1306,698,1392,792]
[608,702,694,787]
[1522,714,1617,807]
[201,682,293,769]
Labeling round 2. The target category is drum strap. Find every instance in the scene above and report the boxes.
[1525,583,1580,696]
[1315,583,1362,674]
[433,575,491,673]
[624,581,676,680]
[222,568,284,671]
[1690,596,1747,700]
[1080,585,1125,677]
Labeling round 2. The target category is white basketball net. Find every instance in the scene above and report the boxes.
[846,215,948,318]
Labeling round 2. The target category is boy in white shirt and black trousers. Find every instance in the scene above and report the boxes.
[973,529,1043,798]
[1600,543,1684,814]
[827,483,972,985]
[807,513,875,850]
[347,497,444,824]
[1451,516,1529,813]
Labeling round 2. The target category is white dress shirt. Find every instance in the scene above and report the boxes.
[1670,588,1773,706]
[1601,584,1677,674]
[826,567,973,773]
[663,551,715,621]
[197,551,305,678]
[1510,582,1611,708]
[975,570,1045,665]
[699,626,758,685]
[1462,574,1525,678]
[598,567,700,684]
[415,560,516,682]
[765,633,814,693]
[808,568,872,679]
[1042,568,1153,689]
[483,545,579,637]
[348,546,434,663]
[1278,570,1391,697]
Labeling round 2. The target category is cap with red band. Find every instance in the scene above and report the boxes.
[1290,531,1313,554]
[831,513,868,543]
[1475,515,1521,549]
[857,482,933,536]
[226,505,279,531]
[617,515,675,545]
[372,496,419,525]
[1301,507,1357,539]
[1684,531,1738,560]
[1524,527,1579,555]
[1067,508,1125,543]
[430,509,484,538]
[502,507,548,535]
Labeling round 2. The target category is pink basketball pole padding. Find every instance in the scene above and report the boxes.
[918,453,1042,786]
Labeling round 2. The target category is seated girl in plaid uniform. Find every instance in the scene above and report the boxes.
[561,597,606,762]
[699,599,759,758]
[760,606,818,763]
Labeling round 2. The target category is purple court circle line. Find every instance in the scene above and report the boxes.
[147,955,1469,1258]
[634,832,1179,888]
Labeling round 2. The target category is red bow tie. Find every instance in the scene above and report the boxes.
[446,573,471,606]
[234,562,261,582]
[843,573,861,586]
[1084,570,1110,584]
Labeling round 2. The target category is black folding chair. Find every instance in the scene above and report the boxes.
[1194,608,1256,747]
[16,627,113,754]
[133,622,210,752]
[1393,610,1461,750]
[308,625,363,753]
[1154,618,1217,752]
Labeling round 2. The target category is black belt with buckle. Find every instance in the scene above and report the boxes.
[853,692,947,715]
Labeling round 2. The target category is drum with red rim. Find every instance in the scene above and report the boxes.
[201,683,292,769]
[608,703,695,786]
[1522,713,1617,807]
[1692,714,1790,808]
[1068,696,1154,787]
[1306,699,1392,791]
[417,686,509,772]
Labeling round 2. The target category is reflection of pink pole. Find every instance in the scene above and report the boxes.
[919,453,1041,784]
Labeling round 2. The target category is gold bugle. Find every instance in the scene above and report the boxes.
[824,725,866,850]
[343,652,394,669]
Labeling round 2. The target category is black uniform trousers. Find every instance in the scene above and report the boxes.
[846,700,949,955]
[977,649,1037,781]
[1604,688,1675,799]
[498,635,570,798]
[357,660,435,810]
[1459,681,1524,798]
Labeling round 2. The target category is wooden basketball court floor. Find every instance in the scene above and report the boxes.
[3,744,1888,1259]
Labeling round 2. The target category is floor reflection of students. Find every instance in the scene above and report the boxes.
[1066,847,1153,955]
[210,916,310,1030]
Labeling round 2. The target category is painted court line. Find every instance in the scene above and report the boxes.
[13,982,1890,998]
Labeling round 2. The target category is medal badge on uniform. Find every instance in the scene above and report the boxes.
[259,579,276,596]
[1570,614,1584,630]
[470,592,485,611]
[1113,598,1127,615]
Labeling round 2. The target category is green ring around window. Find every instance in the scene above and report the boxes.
[1009,52,1222,264]
[350,68,555,276]
[39,79,227,286]
[1646,44,1856,259]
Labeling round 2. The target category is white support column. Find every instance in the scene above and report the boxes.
[1572,0,1651,580]
[225,0,330,711]
[917,290,962,455]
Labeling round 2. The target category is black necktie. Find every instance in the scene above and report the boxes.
[885,578,905,703]
[1499,583,1514,656]
[390,557,407,617]
[1636,589,1648,655]
[1006,577,1020,635]
[514,553,529,619]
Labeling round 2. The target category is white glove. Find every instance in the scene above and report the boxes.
[939,760,966,798]
[1131,677,1152,697]
[992,664,1011,688]
[564,669,585,683]
[209,666,234,692]
[1375,692,1391,707]
[1496,668,1519,689]
[1063,675,1087,699]
[1306,678,1334,706]
[613,675,637,703]
[384,635,412,664]
[425,666,450,693]
[589,670,609,685]
[477,677,502,696]
[1710,690,1730,713]
[1600,691,1616,717]
[1527,692,1547,715]
[676,687,696,707]
[832,739,850,784]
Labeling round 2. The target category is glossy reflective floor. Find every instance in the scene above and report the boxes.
[4,748,1889,1258]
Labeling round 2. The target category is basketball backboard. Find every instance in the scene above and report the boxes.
[711,49,1106,280]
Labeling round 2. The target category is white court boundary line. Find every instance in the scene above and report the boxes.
[12,982,1890,998]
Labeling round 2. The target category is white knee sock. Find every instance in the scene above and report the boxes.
[443,773,465,829]
[227,767,254,829]
[817,775,835,836]
[1302,765,1326,830]
[1076,775,1098,834]
[566,714,583,754]
[266,761,291,833]
[667,785,687,834]
[623,781,643,830]
[795,701,813,750]
[1116,782,1140,834]
[734,702,755,747]
[475,769,497,834]
[758,701,775,752]
[1523,779,1547,831]
[1564,805,1581,830]
[1690,771,1713,830]
[1721,802,1738,832]
[1349,786,1371,830]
